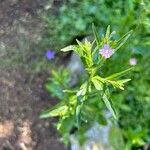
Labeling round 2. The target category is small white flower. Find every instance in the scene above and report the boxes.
[129,58,137,66]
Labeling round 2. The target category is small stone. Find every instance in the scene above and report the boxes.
[37,124,42,129]
[45,121,49,127]
[10,107,15,113]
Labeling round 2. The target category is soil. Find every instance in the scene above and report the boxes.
[0,0,67,150]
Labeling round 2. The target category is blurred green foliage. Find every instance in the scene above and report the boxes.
[43,0,150,52]
[110,57,150,149]
[46,68,71,99]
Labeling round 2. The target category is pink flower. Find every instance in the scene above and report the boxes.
[99,44,114,59]
[129,58,137,66]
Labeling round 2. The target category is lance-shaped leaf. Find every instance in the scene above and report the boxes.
[117,79,131,84]
[63,89,78,93]
[40,102,68,118]
[91,77,103,90]
[105,78,131,90]
[115,79,131,90]
[106,79,131,90]
[102,93,117,120]
[92,23,100,47]
[45,84,64,99]
[106,80,124,90]
[76,104,82,128]
[61,45,76,52]
[105,67,134,80]
[105,25,111,39]
[76,39,86,51]
[93,75,106,83]
[115,30,133,51]
[77,82,88,96]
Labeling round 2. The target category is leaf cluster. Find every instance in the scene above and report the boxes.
[40,26,133,145]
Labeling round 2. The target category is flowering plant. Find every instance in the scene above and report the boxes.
[40,25,133,144]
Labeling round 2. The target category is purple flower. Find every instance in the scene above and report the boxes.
[99,44,114,59]
[129,58,137,66]
[46,50,55,60]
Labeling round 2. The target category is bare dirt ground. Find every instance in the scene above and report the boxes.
[0,0,66,149]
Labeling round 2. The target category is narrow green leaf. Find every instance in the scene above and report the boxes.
[117,79,131,84]
[106,79,131,90]
[116,34,131,50]
[116,30,133,51]
[84,38,92,50]
[88,83,92,93]
[106,67,134,80]
[106,25,111,39]
[40,102,68,118]
[76,39,85,51]
[77,82,88,96]
[45,84,64,99]
[102,94,117,120]
[92,46,99,57]
[76,105,82,128]
[106,80,124,90]
[63,89,77,93]
[93,75,105,83]
[108,79,131,90]
[116,30,133,44]
[77,88,85,97]
[61,45,76,52]
[92,23,100,47]
[91,78,103,90]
